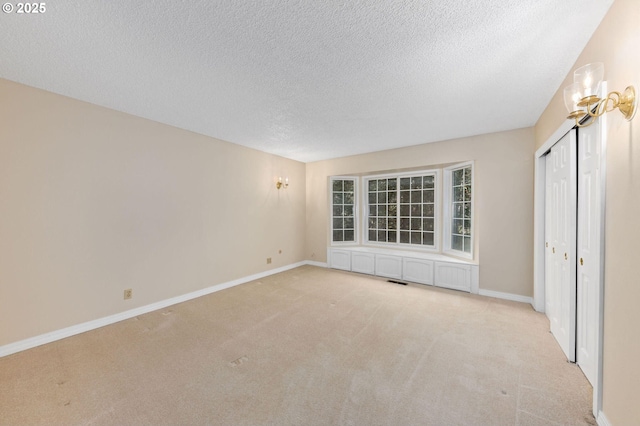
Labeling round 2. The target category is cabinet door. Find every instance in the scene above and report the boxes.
[352,252,375,274]
[434,262,471,292]
[403,258,434,285]
[330,249,351,271]
[375,254,402,279]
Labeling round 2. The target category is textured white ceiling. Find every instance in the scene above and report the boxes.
[0,0,613,162]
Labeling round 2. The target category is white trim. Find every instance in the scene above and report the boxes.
[361,169,440,251]
[329,176,359,245]
[478,289,534,306]
[0,261,309,358]
[306,260,328,268]
[596,411,611,426]
[443,161,474,260]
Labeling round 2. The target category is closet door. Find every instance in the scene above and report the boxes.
[577,123,601,386]
[545,129,577,362]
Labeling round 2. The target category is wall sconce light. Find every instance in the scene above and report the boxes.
[276,176,289,190]
[564,62,637,127]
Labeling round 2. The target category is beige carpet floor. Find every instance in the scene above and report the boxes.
[0,265,594,425]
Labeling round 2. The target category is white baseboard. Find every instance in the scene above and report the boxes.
[478,289,534,306]
[305,260,328,268]
[597,411,611,426]
[0,261,308,358]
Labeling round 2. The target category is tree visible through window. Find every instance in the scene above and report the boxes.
[331,178,356,242]
[366,173,436,248]
[449,165,472,254]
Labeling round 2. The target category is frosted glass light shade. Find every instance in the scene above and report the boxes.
[564,82,583,113]
[574,62,604,98]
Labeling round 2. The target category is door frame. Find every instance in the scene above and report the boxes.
[533,90,607,417]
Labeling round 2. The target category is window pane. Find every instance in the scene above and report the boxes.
[464,219,471,236]
[411,232,421,244]
[344,192,354,204]
[411,190,421,203]
[388,218,397,230]
[453,219,464,235]
[333,205,343,216]
[387,179,397,190]
[411,204,421,216]
[423,218,434,231]
[344,205,353,216]
[378,218,386,229]
[333,218,343,230]
[378,230,387,242]
[344,218,354,229]
[411,177,422,189]
[333,230,343,242]
[333,180,343,191]
[388,204,397,216]
[411,218,421,230]
[378,179,387,190]
[388,191,397,203]
[453,169,464,186]
[463,167,471,183]
[400,231,410,243]
[400,218,410,230]
[454,187,464,202]
[423,190,434,203]
[344,180,354,191]
[399,204,410,216]
[368,193,376,204]
[400,178,410,190]
[369,205,377,216]
[464,185,471,201]
[400,190,410,203]
[454,202,463,218]
[463,236,471,252]
[344,230,354,241]
[378,192,387,203]
[424,204,434,217]
[423,232,434,246]
[388,231,397,242]
[368,180,377,191]
[424,175,434,188]
[369,230,377,241]
[368,217,377,228]
[378,205,387,216]
[464,202,471,218]
[452,235,463,251]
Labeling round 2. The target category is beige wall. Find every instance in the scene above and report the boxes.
[306,128,535,297]
[535,0,640,423]
[0,79,306,346]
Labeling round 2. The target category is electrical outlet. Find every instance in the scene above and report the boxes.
[266,257,272,264]
[124,289,132,300]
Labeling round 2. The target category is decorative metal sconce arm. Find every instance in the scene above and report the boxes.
[568,86,637,128]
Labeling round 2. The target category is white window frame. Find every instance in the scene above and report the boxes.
[329,176,358,245]
[362,169,440,252]
[443,161,474,259]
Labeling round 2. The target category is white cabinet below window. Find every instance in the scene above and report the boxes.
[435,263,471,292]
[351,252,375,275]
[329,249,351,271]
[375,254,402,279]
[328,247,478,293]
[402,258,434,285]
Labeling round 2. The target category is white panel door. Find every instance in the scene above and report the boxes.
[545,129,577,363]
[577,123,601,386]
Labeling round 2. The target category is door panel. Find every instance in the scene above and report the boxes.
[577,122,601,386]
[545,129,577,363]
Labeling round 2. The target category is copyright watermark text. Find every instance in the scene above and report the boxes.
[3,3,46,14]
